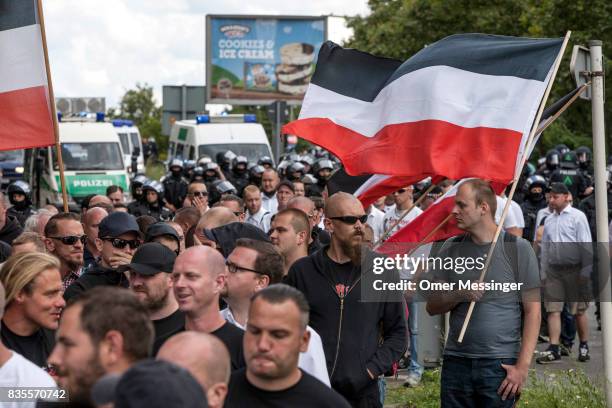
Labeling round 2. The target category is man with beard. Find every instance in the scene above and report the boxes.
[286,192,406,407]
[124,243,183,355]
[225,284,350,408]
[269,209,310,277]
[64,212,141,301]
[44,213,86,290]
[287,196,330,254]
[81,207,108,268]
[0,281,57,408]
[48,287,153,407]
[261,169,280,214]
[0,253,65,369]
[163,159,189,212]
[172,246,245,370]
[521,175,548,241]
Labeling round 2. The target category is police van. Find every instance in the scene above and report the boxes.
[25,113,130,207]
[112,119,145,174]
[168,114,274,164]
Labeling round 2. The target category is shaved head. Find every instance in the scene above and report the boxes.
[84,206,108,225]
[177,245,226,278]
[196,207,238,231]
[89,195,112,208]
[287,196,315,214]
[324,192,363,217]
[157,331,231,389]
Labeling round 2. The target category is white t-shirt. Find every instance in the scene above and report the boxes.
[0,351,57,408]
[382,205,423,237]
[366,206,385,243]
[495,196,524,229]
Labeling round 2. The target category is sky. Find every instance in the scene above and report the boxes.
[43,0,370,110]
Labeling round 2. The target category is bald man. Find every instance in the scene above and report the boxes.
[286,192,406,406]
[287,196,330,254]
[88,195,114,213]
[82,207,108,267]
[195,207,238,248]
[172,246,245,370]
[158,332,230,408]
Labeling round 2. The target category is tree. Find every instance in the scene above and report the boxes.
[110,83,166,158]
[345,0,612,157]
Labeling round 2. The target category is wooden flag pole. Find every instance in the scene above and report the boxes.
[374,182,440,248]
[37,0,69,213]
[457,31,571,343]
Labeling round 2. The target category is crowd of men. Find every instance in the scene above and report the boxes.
[0,142,606,407]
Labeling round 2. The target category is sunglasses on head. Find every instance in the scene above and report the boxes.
[329,215,368,225]
[190,191,208,197]
[103,238,141,250]
[49,235,87,245]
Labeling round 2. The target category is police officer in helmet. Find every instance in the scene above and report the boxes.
[520,175,548,241]
[162,159,188,212]
[549,150,589,203]
[131,180,172,221]
[6,181,34,227]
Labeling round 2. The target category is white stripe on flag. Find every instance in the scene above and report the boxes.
[353,174,391,197]
[300,65,546,138]
[0,24,47,94]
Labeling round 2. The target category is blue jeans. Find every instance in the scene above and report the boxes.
[441,356,517,408]
[407,301,424,376]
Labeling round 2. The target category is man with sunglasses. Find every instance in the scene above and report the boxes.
[44,212,86,290]
[382,185,423,238]
[184,181,210,215]
[172,246,245,370]
[64,212,141,301]
[286,192,406,407]
[218,194,246,222]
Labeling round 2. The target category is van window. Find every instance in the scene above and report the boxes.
[53,143,124,171]
[198,144,271,162]
[175,143,185,159]
[188,146,195,160]
[130,133,141,153]
[118,133,129,154]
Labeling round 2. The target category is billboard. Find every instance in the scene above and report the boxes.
[206,15,326,105]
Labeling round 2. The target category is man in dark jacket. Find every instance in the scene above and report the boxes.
[64,212,141,301]
[285,192,406,407]
[0,192,23,246]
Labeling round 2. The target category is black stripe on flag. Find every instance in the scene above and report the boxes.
[311,34,563,102]
[310,41,402,103]
[0,0,37,32]
[326,168,373,196]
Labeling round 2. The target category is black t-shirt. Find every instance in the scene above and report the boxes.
[152,309,185,356]
[225,368,351,408]
[211,322,245,370]
[1,321,55,369]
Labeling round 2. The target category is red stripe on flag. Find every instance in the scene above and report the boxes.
[283,118,523,185]
[377,194,462,256]
[0,86,54,151]
[357,175,446,208]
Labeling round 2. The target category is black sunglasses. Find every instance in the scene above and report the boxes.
[329,215,368,225]
[226,260,262,275]
[103,238,141,250]
[190,191,208,197]
[49,235,87,245]
[394,188,407,194]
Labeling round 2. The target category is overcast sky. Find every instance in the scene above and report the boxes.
[43,1,370,109]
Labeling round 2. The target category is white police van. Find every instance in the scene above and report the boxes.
[25,113,130,207]
[112,119,145,174]
[168,114,274,164]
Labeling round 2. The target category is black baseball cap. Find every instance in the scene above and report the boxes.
[93,359,207,408]
[549,182,570,194]
[119,243,176,275]
[145,222,180,249]
[99,212,140,239]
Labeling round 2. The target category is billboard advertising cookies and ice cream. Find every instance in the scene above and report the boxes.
[206,15,326,104]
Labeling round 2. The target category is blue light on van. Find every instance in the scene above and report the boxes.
[244,114,257,123]
[57,112,63,122]
[124,119,134,126]
[196,115,210,124]
[96,112,105,122]
[112,119,124,127]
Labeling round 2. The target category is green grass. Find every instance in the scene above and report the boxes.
[145,159,166,181]
[384,368,606,408]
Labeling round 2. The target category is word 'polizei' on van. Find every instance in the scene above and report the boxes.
[24,113,131,209]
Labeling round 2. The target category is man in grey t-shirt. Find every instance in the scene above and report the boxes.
[425,179,541,408]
